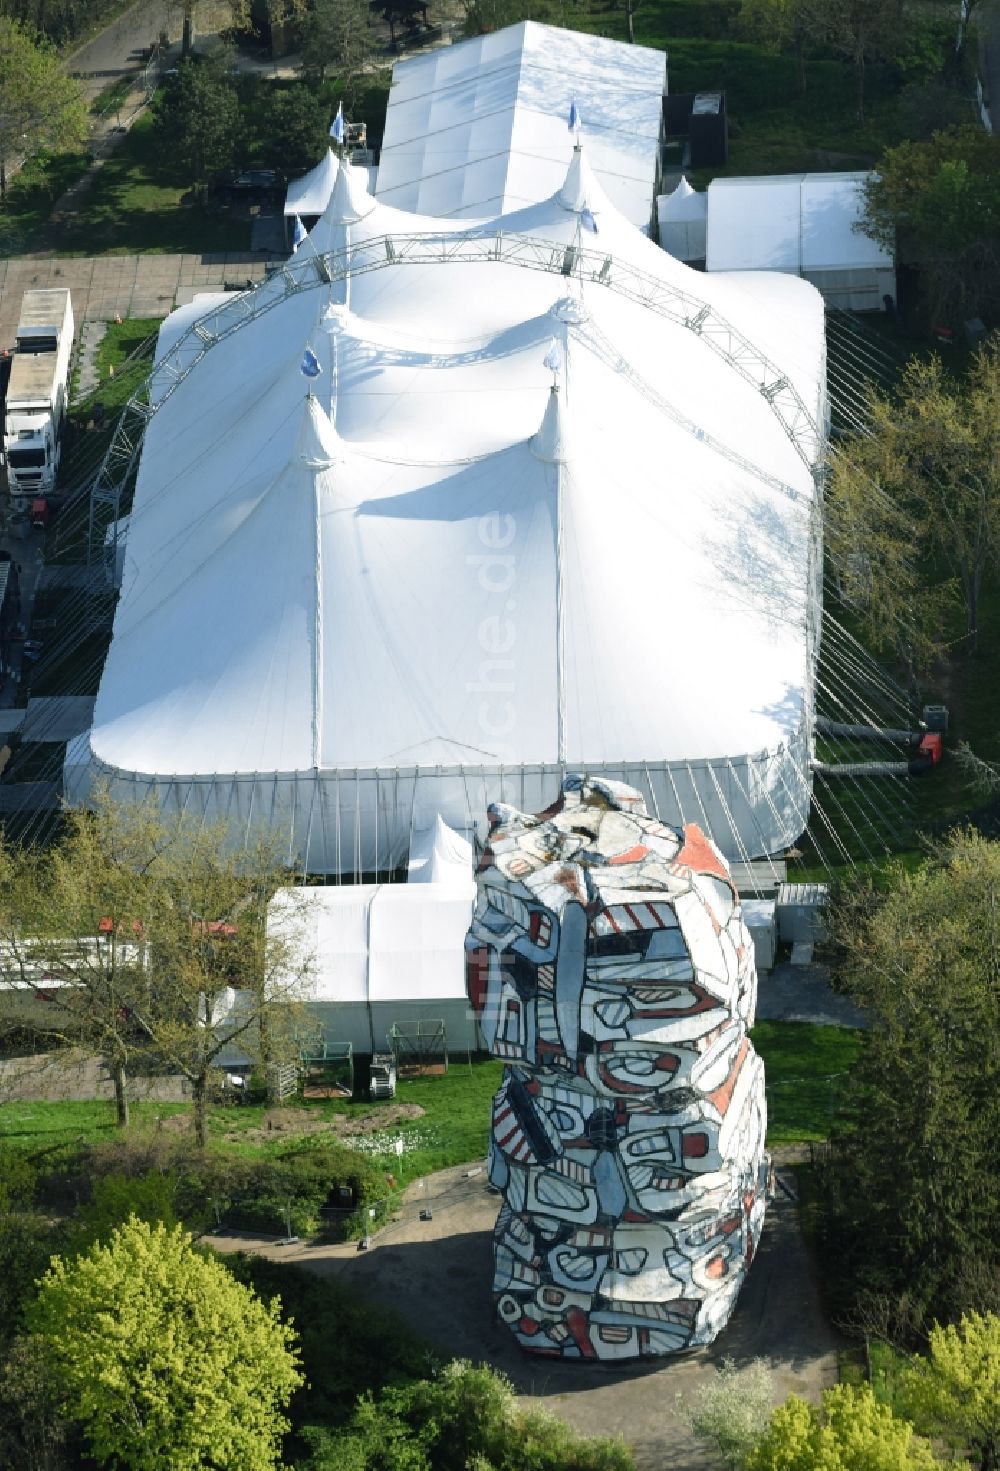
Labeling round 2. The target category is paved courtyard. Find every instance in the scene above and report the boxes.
[0,254,276,350]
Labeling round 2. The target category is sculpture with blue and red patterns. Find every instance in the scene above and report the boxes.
[465,773,768,1361]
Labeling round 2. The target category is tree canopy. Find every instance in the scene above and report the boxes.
[903,1313,1000,1471]
[26,1217,304,1471]
[0,17,88,197]
[301,0,375,99]
[818,831,1000,1326]
[747,1383,944,1471]
[154,54,244,192]
[0,792,315,1146]
[826,336,1000,665]
[860,127,1000,325]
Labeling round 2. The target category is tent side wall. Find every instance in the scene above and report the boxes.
[304,999,481,1056]
[802,265,897,312]
[66,720,815,872]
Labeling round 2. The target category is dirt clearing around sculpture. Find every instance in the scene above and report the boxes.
[208,1159,840,1471]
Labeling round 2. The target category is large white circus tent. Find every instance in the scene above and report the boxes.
[65,142,827,876]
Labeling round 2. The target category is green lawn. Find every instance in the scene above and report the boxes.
[0,150,90,255]
[54,111,252,256]
[0,1025,861,1176]
[751,1020,863,1144]
[0,1060,505,1183]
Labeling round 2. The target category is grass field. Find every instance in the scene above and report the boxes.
[53,111,253,256]
[0,1022,862,1178]
[752,1020,862,1144]
[0,150,91,256]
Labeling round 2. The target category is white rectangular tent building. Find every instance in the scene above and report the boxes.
[704,172,896,311]
[270,879,479,1055]
[375,21,667,232]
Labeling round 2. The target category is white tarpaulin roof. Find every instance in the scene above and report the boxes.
[705,172,893,274]
[271,881,475,1005]
[285,149,339,217]
[376,21,666,231]
[66,143,826,872]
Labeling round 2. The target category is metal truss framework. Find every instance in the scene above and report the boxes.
[88,229,826,562]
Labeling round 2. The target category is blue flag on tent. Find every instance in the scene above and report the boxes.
[292,214,307,251]
[580,206,599,234]
[567,98,581,133]
[301,347,322,379]
[330,103,345,145]
[543,339,562,374]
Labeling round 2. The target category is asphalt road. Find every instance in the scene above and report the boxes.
[66,0,175,105]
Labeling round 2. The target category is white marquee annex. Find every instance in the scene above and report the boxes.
[66,136,827,877]
[703,172,896,312]
[375,21,668,231]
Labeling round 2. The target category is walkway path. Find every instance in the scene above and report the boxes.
[66,0,173,106]
[757,961,869,1028]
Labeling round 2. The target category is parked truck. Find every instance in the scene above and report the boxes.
[2,288,74,509]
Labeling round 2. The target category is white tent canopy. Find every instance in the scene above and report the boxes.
[407,815,474,884]
[704,172,896,309]
[66,141,826,873]
[657,173,707,262]
[375,21,667,231]
[284,148,339,218]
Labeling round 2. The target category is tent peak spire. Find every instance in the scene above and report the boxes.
[531,382,571,465]
[327,157,375,225]
[296,392,342,468]
[557,140,597,214]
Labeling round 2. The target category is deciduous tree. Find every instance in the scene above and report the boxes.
[0,17,88,198]
[301,0,375,102]
[679,1357,775,1469]
[737,0,827,94]
[25,1217,303,1471]
[826,337,1000,658]
[154,55,243,193]
[0,794,315,1144]
[137,825,314,1147]
[747,1383,944,1471]
[903,1312,1000,1471]
[820,0,903,122]
[860,127,1000,324]
[0,797,169,1128]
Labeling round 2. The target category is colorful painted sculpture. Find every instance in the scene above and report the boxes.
[465,774,768,1361]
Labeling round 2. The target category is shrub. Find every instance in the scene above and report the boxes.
[175,1144,393,1238]
[223,1256,430,1440]
[0,1211,64,1355]
[0,1143,39,1211]
[70,1169,179,1250]
[302,1360,635,1471]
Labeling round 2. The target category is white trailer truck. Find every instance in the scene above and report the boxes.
[2,288,74,508]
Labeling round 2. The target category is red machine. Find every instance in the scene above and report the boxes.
[917,732,943,767]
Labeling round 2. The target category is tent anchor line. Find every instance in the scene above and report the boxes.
[86,229,824,564]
